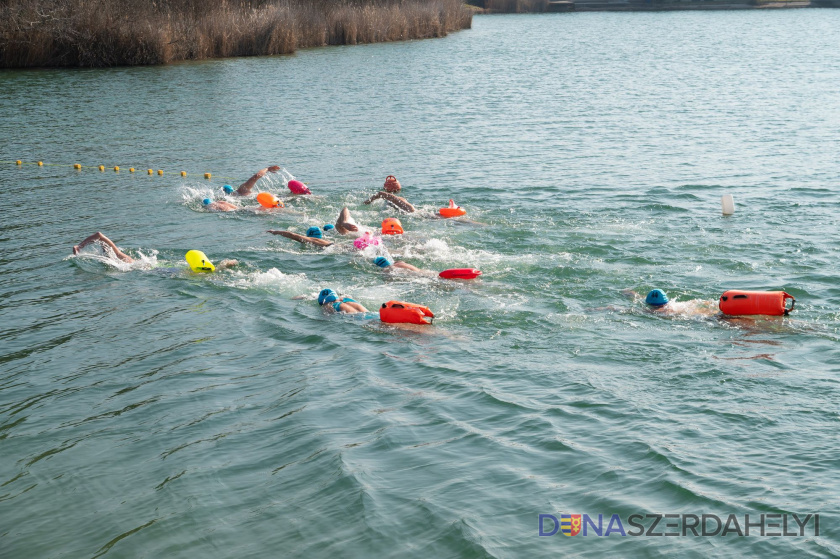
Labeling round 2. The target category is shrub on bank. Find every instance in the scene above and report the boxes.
[0,0,473,67]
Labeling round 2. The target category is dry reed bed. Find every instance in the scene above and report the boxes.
[0,0,473,68]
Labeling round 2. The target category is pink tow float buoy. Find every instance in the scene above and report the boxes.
[353,231,381,250]
[439,268,482,280]
[287,180,311,195]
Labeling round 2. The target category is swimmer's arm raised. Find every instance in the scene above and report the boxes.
[379,192,417,213]
[237,165,280,195]
[72,231,134,263]
[364,192,416,212]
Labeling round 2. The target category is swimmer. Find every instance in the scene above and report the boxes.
[72,232,134,263]
[364,175,416,213]
[203,198,238,212]
[267,207,367,246]
[623,288,718,317]
[224,166,283,196]
[318,288,369,314]
[372,256,425,273]
[72,232,238,270]
[267,226,333,247]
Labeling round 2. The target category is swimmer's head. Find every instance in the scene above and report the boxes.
[318,288,338,306]
[323,224,335,231]
[373,256,393,268]
[645,289,669,307]
[223,185,234,194]
[202,198,212,206]
[306,226,323,239]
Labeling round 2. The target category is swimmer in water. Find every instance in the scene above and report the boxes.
[267,207,367,245]
[622,288,718,317]
[223,166,283,196]
[318,288,369,314]
[72,232,134,263]
[203,198,239,212]
[267,226,334,247]
[72,232,238,269]
[372,256,425,273]
[364,175,416,213]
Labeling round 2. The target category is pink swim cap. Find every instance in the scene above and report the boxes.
[287,180,311,195]
[353,231,381,250]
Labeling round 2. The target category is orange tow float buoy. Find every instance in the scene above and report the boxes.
[381,217,404,235]
[380,301,434,325]
[256,192,284,208]
[719,290,795,316]
[439,199,466,218]
[383,175,401,192]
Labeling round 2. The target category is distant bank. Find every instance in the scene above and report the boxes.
[472,0,837,11]
[0,0,472,69]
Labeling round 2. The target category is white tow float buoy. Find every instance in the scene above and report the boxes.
[721,194,735,215]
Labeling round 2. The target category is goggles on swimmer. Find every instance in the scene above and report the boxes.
[373,256,393,268]
[306,226,323,239]
[318,288,338,306]
[645,289,669,307]
[223,185,234,194]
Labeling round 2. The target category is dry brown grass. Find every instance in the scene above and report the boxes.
[0,0,473,68]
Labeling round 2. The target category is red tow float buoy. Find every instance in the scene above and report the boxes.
[380,301,434,325]
[719,290,795,316]
[439,268,482,280]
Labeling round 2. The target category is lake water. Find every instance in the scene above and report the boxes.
[2,10,840,558]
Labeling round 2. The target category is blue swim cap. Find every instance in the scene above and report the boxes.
[223,185,233,194]
[646,289,669,306]
[373,256,393,268]
[202,198,212,205]
[323,224,335,231]
[306,226,323,239]
[318,288,338,306]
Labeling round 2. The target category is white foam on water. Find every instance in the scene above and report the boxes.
[226,267,312,296]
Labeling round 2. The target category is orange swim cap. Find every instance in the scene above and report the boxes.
[381,217,404,235]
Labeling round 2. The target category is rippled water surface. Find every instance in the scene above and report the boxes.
[2,10,840,557]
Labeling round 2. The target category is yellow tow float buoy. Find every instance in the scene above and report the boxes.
[15,160,22,165]
[181,171,187,177]
[99,165,105,171]
[158,170,163,176]
[114,166,120,172]
[147,169,153,175]
[73,164,81,169]
[129,168,135,173]
[38,161,43,166]
[204,173,212,179]
[185,250,215,273]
